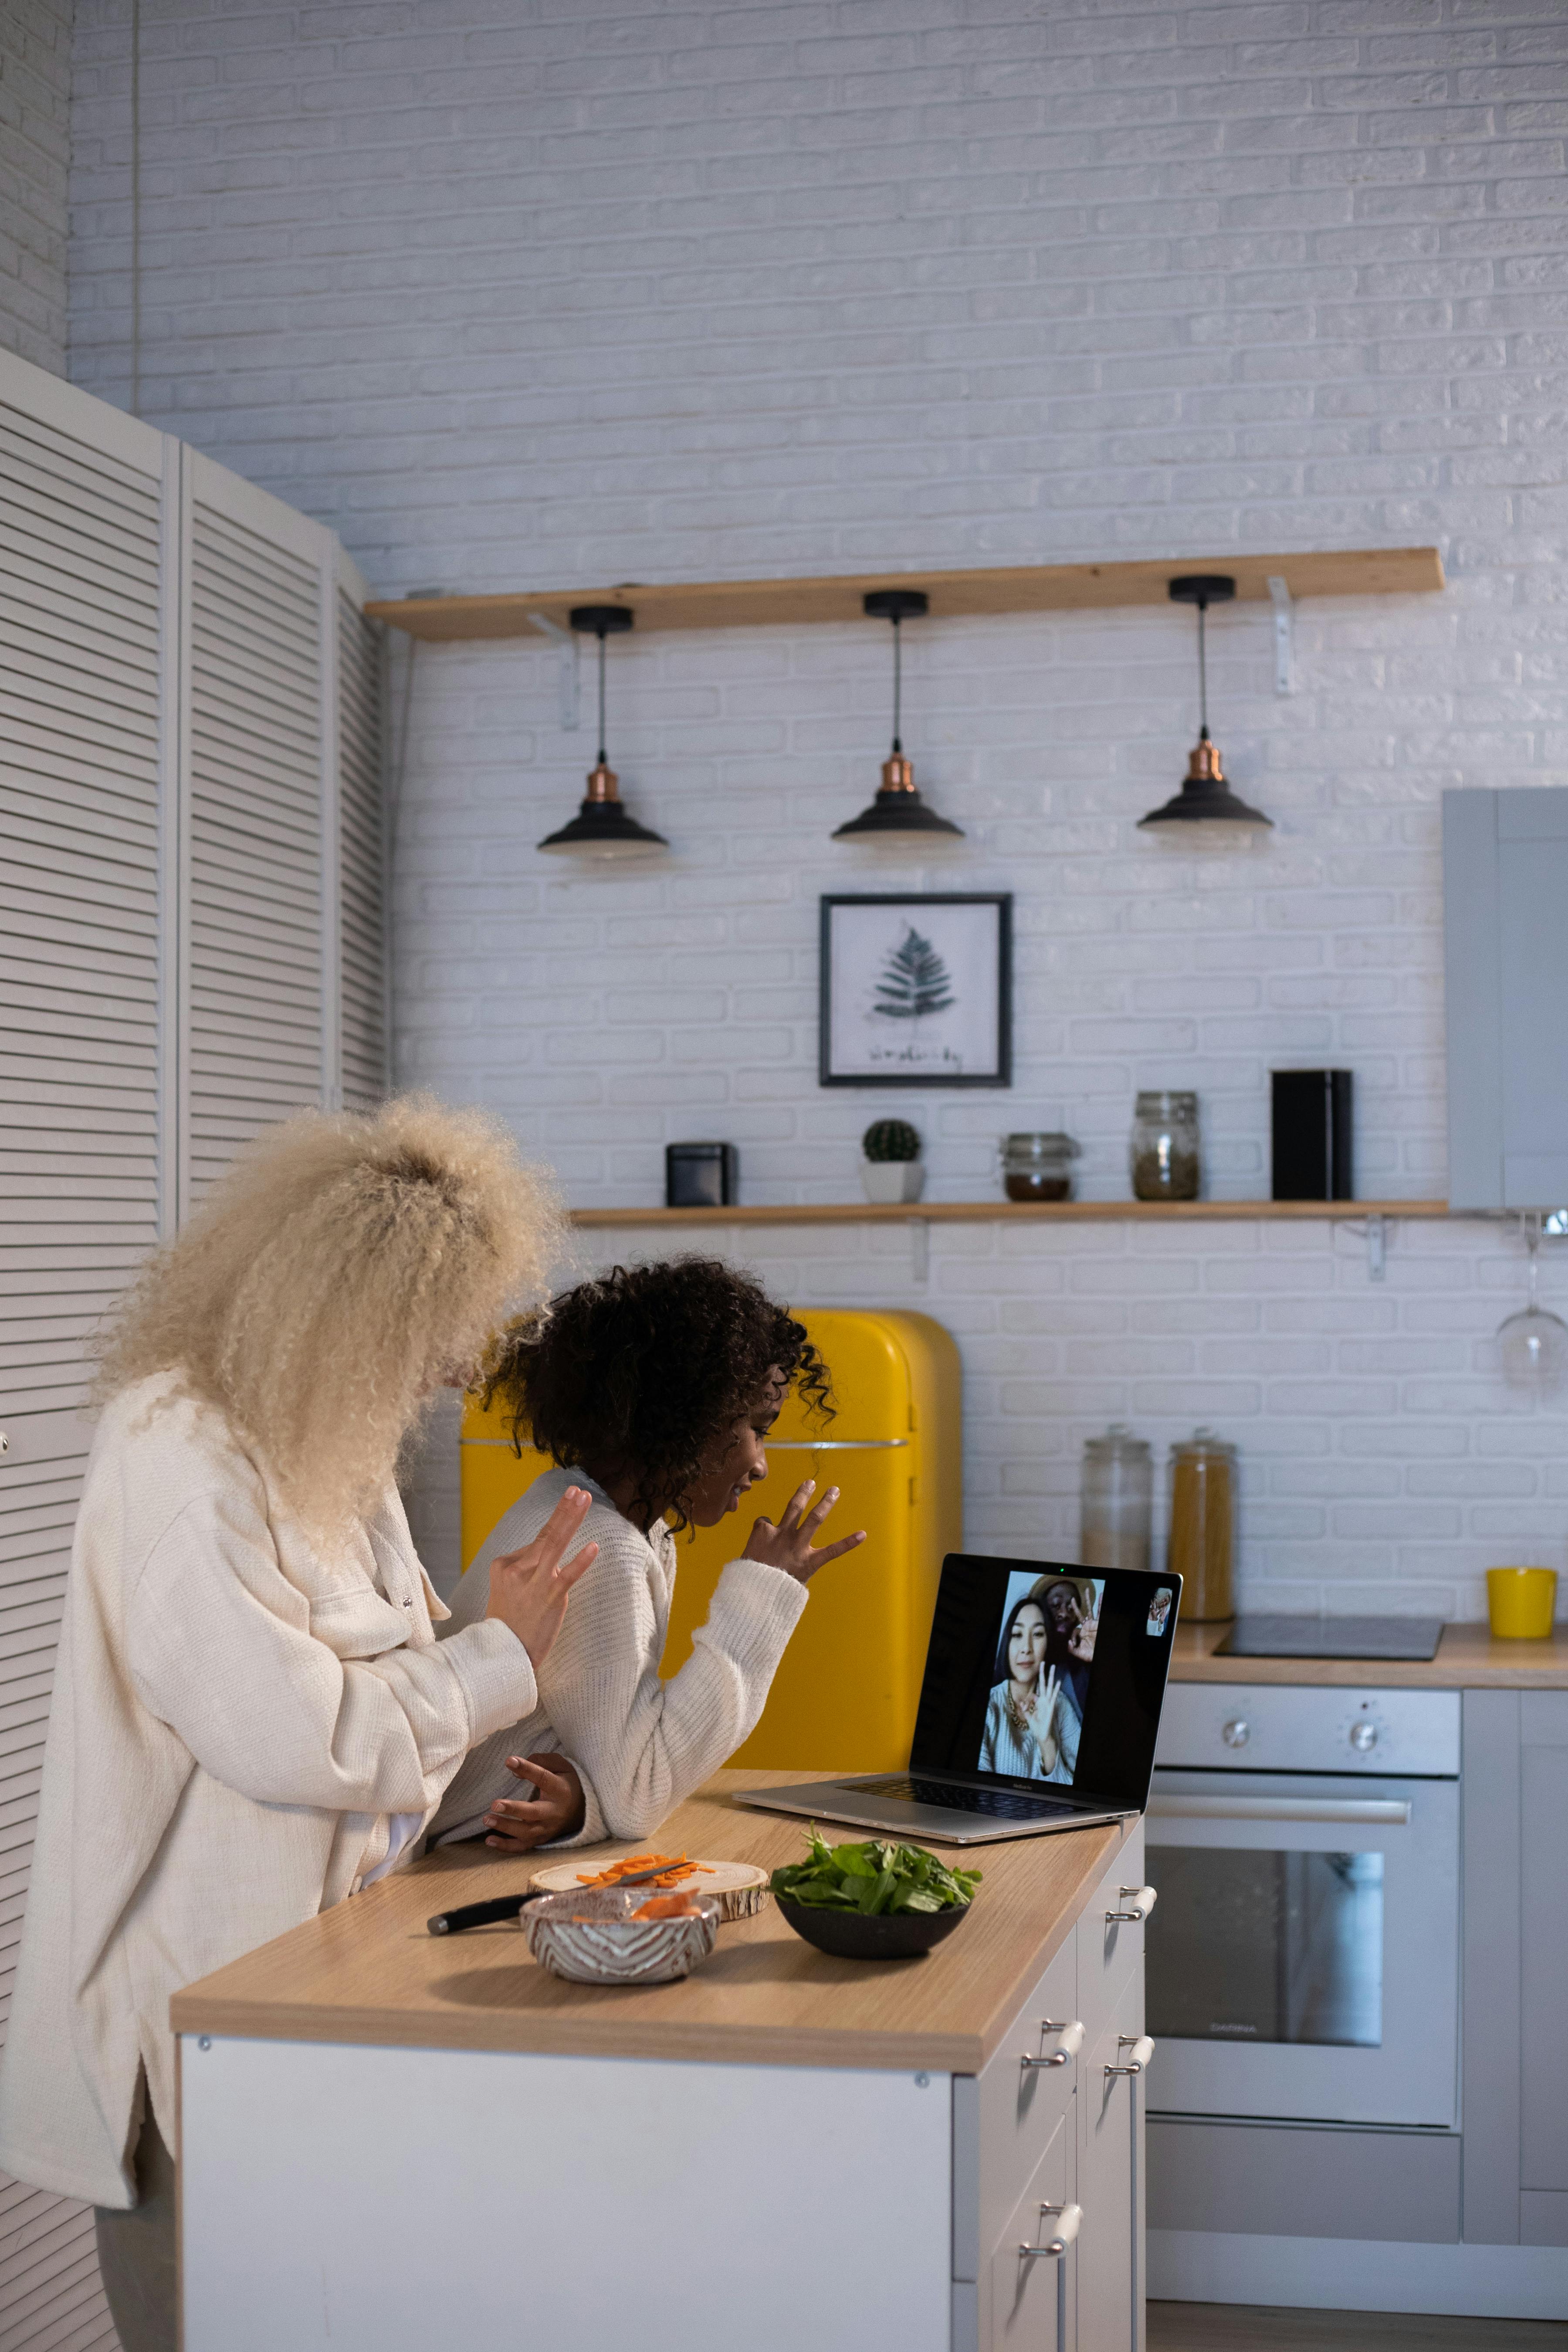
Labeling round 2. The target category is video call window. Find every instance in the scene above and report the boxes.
[979,1570,1105,1786]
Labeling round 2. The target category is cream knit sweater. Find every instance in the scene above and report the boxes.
[430,1467,809,1847]
[0,1376,538,2209]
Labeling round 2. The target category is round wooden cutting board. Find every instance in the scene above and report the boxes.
[528,1858,770,1921]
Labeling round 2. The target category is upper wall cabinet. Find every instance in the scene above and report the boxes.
[1444,787,1568,1210]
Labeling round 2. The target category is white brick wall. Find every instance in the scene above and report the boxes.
[0,0,71,373]
[66,0,1568,1615]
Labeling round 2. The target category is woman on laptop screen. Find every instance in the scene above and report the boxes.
[979,1571,1104,1783]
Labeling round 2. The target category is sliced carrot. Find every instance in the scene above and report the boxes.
[632,1891,704,1920]
[574,1852,715,1890]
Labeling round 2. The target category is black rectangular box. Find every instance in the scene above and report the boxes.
[665,1142,738,1208]
[1271,1069,1354,1201]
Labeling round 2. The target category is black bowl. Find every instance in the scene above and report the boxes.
[772,1891,973,1962]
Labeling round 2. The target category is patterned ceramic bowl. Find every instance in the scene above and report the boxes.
[522,1885,722,1986]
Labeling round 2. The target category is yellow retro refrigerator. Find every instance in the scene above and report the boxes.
[458,1307,961,1772]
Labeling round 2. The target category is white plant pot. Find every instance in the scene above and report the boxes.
[860,1160,926,1204]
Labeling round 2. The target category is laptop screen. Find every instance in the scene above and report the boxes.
[908,1556,1181,1812]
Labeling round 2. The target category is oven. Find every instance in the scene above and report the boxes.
[1143,1685,1460,2129]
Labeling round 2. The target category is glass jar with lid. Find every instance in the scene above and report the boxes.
[1167,1427,1236,1622]
[1080,1426,1152,1573]
[1000,1131,1080,1203]
[1131,1091,1200,1203]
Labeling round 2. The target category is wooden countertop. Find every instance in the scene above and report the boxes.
[1169,1620,1568,1689]
[171,1772,1129,2075]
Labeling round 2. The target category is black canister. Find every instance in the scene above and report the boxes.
[1271,1070,1353,1200]
[665,1142,738,1208]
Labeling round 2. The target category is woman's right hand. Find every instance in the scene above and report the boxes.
[1037,1664,1061,1774]
[484,1488,599,1670]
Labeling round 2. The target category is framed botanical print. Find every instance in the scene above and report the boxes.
[819,893,1013,1088]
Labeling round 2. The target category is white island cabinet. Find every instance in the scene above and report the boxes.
[174,1775,1149,2352]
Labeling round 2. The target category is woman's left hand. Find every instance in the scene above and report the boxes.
[743,1479,867,1585]
[482,1752,586,1851]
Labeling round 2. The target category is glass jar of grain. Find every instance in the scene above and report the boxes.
[1080,1426,1152,1573]
[1167,1428,1235,1622]
[1131,1091,1200,1202]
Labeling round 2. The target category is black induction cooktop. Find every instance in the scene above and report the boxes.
[1214,1614,1445,1662]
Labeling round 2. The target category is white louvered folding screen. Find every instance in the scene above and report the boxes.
[0,350,384,2351]
[336,577,386,1115]
[0,363,172,2352]
[180,458,329,1210]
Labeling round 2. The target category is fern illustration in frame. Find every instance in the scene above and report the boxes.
[819,894,1013,1088]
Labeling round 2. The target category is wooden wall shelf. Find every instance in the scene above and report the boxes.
[368,549,1444,644]
[569,1200,1451,1229]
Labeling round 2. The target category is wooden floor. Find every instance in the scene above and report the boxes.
[1149,2304,1568,2350]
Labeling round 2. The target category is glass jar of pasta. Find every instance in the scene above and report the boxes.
[1167,1428,1235,1622]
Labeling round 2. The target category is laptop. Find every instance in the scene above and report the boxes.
[735,1555,1182,1846]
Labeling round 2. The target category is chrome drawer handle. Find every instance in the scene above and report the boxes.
[1105,2034,1155,2078]
[1106,1884,1156,1924]
[1020,2018,1084,2072]
[1019,2203,1082,2259]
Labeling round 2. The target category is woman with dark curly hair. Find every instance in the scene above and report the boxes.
[428,1258,865,1851]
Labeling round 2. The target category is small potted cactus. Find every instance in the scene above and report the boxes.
[860,1118,925,1204]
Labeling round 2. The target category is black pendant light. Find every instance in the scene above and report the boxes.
[832,589,963,841]
[537,606,667,859]
[1138,574,1273,830]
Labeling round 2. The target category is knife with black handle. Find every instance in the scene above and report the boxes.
[427,1859,697,1936]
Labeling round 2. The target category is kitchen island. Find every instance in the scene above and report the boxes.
[173,1771,1150,2352]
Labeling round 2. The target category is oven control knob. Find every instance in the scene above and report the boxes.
[1349,1721,1378,1753]
[1221,1718,1250,1749]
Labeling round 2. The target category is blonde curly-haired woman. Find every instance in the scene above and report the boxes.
[0,1098,595,2352]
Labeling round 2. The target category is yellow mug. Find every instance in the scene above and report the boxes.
[1487,1566,1559,1641]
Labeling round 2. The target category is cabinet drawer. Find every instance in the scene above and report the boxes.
[953,1935,1078,2282]
[1078,1822,1147,2044]
[988,2110,1074,2352]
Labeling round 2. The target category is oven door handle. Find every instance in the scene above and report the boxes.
[1147,1794,1412,1825]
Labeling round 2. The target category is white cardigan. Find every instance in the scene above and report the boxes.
[0,1376,537,2209]
[430,1467,808,1848]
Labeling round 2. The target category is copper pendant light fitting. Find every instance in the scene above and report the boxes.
[833,588,964,840]
[538,605,667,858]
[1138,573,1273,830]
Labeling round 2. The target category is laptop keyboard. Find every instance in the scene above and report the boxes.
[856,1775,1076,1821]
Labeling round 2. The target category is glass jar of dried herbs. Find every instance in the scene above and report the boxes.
[1131,1090,1200,1202]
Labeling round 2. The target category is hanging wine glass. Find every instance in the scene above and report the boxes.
[1497,1213,1568,1389]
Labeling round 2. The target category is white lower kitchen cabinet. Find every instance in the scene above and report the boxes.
[952,1829,1149,2352]
[1078,1985,1148,2352]
[1146,1670,1568,2321]
[176,1780,1151,2352]
[1468,1687,1568,2250]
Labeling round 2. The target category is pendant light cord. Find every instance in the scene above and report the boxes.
[890,615,903,756]
[596,628,608,763]
[1197,598,1208,736]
